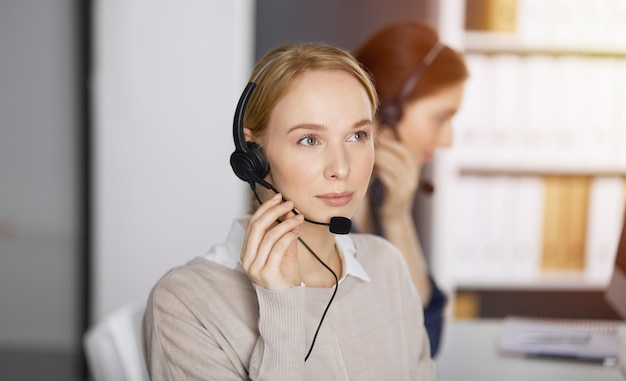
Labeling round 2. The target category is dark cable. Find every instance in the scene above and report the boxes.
[251,182,263,205]
[298,236,338,361]
[250,185,339,362]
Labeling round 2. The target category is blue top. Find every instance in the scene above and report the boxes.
[352,178,447,356]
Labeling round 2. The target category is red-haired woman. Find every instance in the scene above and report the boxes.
[354,20,469,356]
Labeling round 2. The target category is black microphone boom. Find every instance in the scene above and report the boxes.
[330,217,352,234]
[303,216,352,235]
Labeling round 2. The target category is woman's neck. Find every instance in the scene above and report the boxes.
[297,223,342,288]
[352,194,376,234]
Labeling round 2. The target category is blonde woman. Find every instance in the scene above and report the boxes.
[143,43,435,380]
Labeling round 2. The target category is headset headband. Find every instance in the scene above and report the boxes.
[232,57,278,156]
[377,41,444,128]
[395,41,444,103]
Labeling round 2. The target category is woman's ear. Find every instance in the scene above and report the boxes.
[243,128,256,144]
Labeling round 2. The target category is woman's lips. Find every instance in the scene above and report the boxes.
[316,192,354,206]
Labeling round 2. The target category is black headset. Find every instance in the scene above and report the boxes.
[377,41,444,127]
[229,60,275,190]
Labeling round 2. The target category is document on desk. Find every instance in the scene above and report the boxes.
[498,316,620,366]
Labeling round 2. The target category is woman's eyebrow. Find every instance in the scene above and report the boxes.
[353,119,374,128]
[287,123,326,134]
[287,119,373,134]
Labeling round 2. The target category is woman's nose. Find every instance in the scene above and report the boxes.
[438,124,453,148]
[324,145,350,179]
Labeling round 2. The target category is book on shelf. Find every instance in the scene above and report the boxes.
[541,176,590,271]
[585,177,626,280]
[465,0,517,33]
[605,207,626,319]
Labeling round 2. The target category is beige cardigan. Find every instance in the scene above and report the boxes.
[143,219,435,380]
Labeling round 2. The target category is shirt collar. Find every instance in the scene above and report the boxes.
[211,217,371,283]
[335,234,371,282]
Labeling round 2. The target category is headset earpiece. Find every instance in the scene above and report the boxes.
[229,142,270,186]
[245,142,270,179]
[230,59,278,189]
[230,143,269,187]
[377,97,402,128]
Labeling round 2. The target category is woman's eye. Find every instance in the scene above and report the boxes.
[437,113,454,126]
[298,135,318,146]
[348,131,369,142]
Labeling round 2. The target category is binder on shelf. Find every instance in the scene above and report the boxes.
[490,54,525,164]
[583,57,617,164]
[482,176,513,277]
[465,0,517,33]
[613,0,626,49]
[614,63,626,166]
[541,176,590,271]
[584,177,625,280]
[498,315,620,366]
[454,54,490,164]
[516,0,554,44]
[525,55,556,165]
[553,55,586,164]
[451,175,482,280]
[605,207,626,319]
[510,176,544,276]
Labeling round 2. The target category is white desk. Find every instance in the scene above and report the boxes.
[436,319,626,381]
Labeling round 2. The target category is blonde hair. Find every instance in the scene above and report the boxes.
[243,43,378,141]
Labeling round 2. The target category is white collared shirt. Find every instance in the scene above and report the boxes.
[204,217,371,285]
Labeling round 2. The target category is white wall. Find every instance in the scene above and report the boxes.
[0,0,80,350]
[92,0,254,322]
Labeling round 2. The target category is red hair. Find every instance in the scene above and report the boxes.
[354,20,468,102]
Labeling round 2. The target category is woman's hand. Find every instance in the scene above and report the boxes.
[374,128,433,306]
[374,128,421,220]
[241,193,305,290]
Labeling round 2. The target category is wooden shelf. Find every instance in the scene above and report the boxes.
[453,271,611,291]
[457,164,626,177]
[464,31,626,57]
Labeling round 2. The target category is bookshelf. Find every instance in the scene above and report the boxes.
[430,0,626,317]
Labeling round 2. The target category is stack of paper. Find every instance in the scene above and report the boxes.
[498,316,620,366]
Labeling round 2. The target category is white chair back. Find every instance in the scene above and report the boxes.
[84,302,149,381]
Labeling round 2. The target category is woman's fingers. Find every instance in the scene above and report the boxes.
[248,213,301,274]
[376,132,420,168]
[252,215,303,287]
[375,136,419,187]
[241,193,284,268]
[241,193,304,289]
[375,133,421,214]
[242,195,291,267]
